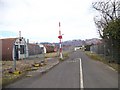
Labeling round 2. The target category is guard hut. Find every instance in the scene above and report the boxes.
[1,37,28,61]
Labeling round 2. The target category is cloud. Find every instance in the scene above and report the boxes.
[0,0,99,42]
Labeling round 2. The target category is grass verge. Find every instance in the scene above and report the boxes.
[45,52,58,58]
[45,51,70,60]
[85,51,119,72]
[2,72,26,87]
[2,59,44,87]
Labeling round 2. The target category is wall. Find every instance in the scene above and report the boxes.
[28,44,42,56]
[2,38,15,60]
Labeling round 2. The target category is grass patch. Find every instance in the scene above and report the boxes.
[45,52,58,58]
[45,51,69,59]
[85,51,104,62]
[59,51,70,61]
[62,51,69,59]
[2,60,40,87]
[2,71,26,87]
[85,51,119,72]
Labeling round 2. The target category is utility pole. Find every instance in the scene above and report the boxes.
[13,31,21,71]
[58,22,63,59]
[18,31,21,60]
[13,43,16,71]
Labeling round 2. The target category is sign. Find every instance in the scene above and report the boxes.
[58,35,62,39]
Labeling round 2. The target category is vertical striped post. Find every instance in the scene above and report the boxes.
[18,31,21,60]
[59,22,63,59]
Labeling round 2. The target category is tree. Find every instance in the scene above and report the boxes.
[92,0,120,63]
[92,0,120,38]
[103,18,120,40]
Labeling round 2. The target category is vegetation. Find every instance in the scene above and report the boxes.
[45,52,58,58]
[2,60,32,87]
[2,72,26,87]
[85,51,119,72]
[45,51,70,60]
[92,0,120,63]
[2,51,70,87]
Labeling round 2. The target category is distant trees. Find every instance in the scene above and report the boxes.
[92,0,120,63]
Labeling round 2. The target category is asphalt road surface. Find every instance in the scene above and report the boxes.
[5,50,118,88]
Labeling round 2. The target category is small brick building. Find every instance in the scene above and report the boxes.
[1,37,29,60]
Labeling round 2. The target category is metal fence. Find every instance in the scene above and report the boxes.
[90,43,120,64]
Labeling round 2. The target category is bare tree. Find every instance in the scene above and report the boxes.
[92,0,120,38]
[92,0,120,63]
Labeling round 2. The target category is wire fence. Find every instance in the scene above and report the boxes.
[90,43,120,64]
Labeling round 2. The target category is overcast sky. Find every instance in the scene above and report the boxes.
[0,0,100,43]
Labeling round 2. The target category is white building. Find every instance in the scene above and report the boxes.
[39,44,46,54]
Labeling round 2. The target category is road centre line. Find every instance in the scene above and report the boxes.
[66,60,78,63]
[79,58,84,89]
[66,58,84,88]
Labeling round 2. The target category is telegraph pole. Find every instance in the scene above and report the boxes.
[18,31,21,60]
[13,31,21,71]
[58,22,63,59]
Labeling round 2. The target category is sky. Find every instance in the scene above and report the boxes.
[0,0,100,43]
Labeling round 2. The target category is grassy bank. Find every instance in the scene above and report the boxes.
[45,51,70,60]
[85,51,119,72]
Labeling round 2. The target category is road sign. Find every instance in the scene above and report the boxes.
[58,35,62,39]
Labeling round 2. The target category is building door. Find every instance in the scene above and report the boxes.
[15,45,19,60]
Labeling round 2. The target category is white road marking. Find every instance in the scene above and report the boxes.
[107,65,117,72]
[66,60,78,63]
[79,58,84,89]
[66,58,84,88]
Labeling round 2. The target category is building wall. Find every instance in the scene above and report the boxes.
[2,38,15,60]
[39,44,46,53]
[45,45,54,53]
[1,38,47,60]
[1,38,29,60]
[28,44,42,56]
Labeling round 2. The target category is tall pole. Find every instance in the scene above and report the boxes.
[18,31,21,60]
[13,43,16,71]
[13,31,21,71]
[58,22,63,59]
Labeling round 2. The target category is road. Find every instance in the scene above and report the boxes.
[5,50,118,88]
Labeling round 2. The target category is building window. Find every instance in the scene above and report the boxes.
[20,45,25,54]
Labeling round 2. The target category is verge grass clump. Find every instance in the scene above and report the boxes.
[45,52,58,58]
[85,51,119,72]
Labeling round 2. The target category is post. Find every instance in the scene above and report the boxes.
[18,31,21,60]
[58,22,63,59]
[60,38,62,59]
[13,47,16,71]
[24,40,26,63]
[104,44,105,59]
